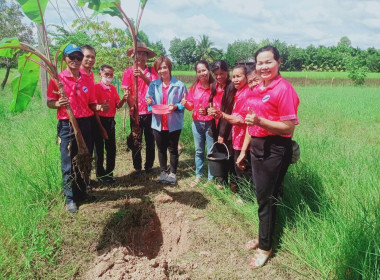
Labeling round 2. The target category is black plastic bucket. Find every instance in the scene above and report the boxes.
[207,142,230,177]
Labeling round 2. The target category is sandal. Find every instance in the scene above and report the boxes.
[248,249,272,269]
[245,238,259,250]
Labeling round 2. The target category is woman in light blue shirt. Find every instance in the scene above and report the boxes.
[146,56,187,184]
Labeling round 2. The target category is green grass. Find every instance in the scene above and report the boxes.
[1,67,379,279]
[172,70,380,79]
[0,87,63,279]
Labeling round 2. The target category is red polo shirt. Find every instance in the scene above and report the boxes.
[47,69,96,120]
[121,66,158,115]
[95,81,120,117]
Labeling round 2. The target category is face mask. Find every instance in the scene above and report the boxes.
[102,77,113,85]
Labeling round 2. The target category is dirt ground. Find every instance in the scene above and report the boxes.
[55,145,305,280]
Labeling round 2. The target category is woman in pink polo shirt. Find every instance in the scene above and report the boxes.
[207,60,237,189]
[182,60,215,185]
[210,65,252,191]
[237,45,300,268]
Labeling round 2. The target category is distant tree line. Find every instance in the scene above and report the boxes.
[169,36,380,74]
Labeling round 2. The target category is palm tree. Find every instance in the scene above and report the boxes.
[195,35,222,62]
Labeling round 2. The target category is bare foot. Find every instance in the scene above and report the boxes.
[245,237,259,250]
[248,248,272,269]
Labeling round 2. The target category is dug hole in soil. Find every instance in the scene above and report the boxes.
[85,195,192,280]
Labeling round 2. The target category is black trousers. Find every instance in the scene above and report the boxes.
[153,129,181,174]
[129,114,155,170]
[250,136,292,251]
[94,116,116,178]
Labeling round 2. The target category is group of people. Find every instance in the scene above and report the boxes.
[47,42,299,269]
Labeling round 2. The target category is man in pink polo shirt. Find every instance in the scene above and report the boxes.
[94,64,128,183]
[122,42,158,174]
[47,44,102,213]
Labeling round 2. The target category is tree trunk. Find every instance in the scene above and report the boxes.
[1,64,11,90]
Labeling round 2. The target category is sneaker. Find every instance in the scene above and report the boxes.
[66,202,78,213]
[157,171,168,183]
[165,173,177,184]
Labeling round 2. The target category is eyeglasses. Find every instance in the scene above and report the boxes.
[68,53,84,61]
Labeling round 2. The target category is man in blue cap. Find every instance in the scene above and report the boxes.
[46,44,108,213]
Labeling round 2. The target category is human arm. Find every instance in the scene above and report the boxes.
[133,67,152,86]
[245,110,296,135]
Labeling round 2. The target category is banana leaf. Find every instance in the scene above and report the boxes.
[0,37,21,58]
[9,53,40,113]
[77,0,122,18]
[15,0,49,24]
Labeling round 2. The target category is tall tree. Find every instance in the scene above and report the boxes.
[195,34,223,63]
[169,37,197,66]
[0,0,34,89]
[225,39,258,67]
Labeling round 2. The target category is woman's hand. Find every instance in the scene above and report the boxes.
[180,94,187,106]
[217,136,224,144]
[245,109,260,126]
[236,151,246,170]
[146,96,153,106]
[168,104,177,113]
[198,106,206,116]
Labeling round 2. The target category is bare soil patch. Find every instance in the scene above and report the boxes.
[53,146,304,280]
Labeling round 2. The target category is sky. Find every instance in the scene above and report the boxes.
[18,0,380,52]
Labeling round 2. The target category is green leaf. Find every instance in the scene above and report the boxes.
[9,53,40,113]
[15,0,49,24]
[77,0,122,17]
[0,37,21,58]
[140,0,147,8]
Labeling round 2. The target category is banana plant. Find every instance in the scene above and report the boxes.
[0,0,92,180]
[77,0,149,149]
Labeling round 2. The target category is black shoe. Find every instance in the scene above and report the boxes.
[66,202,78,213]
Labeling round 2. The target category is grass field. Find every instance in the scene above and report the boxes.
[0,68,379,279]
[172,70,380,79]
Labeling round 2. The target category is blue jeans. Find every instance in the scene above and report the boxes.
[58,118,93,204]
[192,120,214,180]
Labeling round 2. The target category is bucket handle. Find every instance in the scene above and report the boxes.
[209,141,230,159]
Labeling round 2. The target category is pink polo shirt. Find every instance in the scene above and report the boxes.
[47,69,96,120]
[213,84,224,127]
[187,81,213,121]
[231,84,250,150]
[121,66,158,115]
[246,75,299,138]
[95,81,120,117]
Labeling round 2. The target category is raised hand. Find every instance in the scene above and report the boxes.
[245,107,260,126]
[180,93,187,106]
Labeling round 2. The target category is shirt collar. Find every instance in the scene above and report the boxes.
[258,75,282,93]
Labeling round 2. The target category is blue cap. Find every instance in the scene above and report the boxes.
[63,44,82,55]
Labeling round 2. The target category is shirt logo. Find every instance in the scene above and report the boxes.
[262,94,270,103]
[146,72,151,78]
[82,86,88,93]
